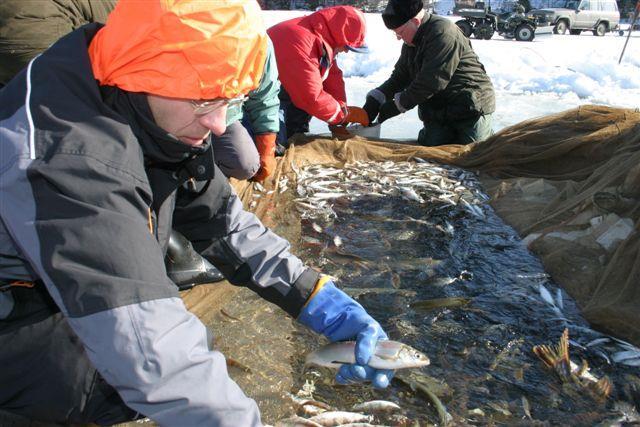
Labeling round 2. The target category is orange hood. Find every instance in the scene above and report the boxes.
[88,0,267,100]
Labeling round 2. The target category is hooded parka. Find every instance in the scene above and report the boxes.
[0,20,317,427]
[268,6,366,125]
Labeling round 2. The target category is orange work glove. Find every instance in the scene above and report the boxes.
[342,106,370,127]
[253,133,277,183]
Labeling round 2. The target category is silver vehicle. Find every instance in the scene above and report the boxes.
[531,0,620,36]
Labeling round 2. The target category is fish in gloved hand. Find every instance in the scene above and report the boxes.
[305,340,430,370]
[297,276,396,388]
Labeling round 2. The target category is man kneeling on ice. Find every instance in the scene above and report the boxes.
[0,1,393,425]
[362,0,496,146]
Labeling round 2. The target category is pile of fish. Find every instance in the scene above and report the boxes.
[290,159,488,222]
[289,159,640,367]
[271,397,408,427]
[536,282,640,367]
[278,158,640,425]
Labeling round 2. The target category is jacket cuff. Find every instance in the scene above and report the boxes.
[327,101,347,125]
[393,92,408,113]
[367,88,386,105]
[281,268,321,317]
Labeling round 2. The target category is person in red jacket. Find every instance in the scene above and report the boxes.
[268,6,370,147]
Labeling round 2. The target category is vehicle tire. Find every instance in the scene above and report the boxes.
[569,29,581,35]
[553,20,568,34]
[593,22,607,36]
[456,20,473,37]
[515,23,535,41]
[474,23,495,40]
[619,29,624,36]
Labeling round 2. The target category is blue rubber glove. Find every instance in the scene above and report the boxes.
[298,279,394,388]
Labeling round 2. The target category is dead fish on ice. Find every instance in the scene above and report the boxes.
[398,186,424,203]
[410,297,471,311]
[274,415,323,427]
[308,411,373,426]
[351,400,401,414]
[305,340,430,370]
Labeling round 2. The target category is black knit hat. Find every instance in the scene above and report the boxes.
[382,0,424,29]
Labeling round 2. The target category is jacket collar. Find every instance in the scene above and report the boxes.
[412,13,433,47]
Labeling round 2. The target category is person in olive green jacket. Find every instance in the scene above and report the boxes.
[0,0,116,86]
[362,0,496,146]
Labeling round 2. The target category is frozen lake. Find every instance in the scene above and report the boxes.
[263,11,640,139]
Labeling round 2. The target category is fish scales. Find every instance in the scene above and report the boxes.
[305,340,430,370]
[351,400,401,414]
[308,411,373,426]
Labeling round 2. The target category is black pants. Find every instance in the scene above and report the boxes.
[0,288,138,425]
[276,88,311,149]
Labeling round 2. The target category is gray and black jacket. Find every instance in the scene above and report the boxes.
[374,13,495,123]
[0,24,318,425]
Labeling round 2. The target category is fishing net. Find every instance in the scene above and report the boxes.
[21,104,631,427]
[230,104,640,347]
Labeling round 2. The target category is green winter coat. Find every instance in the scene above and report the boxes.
[377,13,495,123]
[226,38,280,135]
[0,0,117,85]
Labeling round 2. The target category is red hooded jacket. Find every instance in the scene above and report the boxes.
[268,6,366,125]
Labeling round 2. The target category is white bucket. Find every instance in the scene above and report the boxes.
[346,123,381,138]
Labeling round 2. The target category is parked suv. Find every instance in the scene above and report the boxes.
[531,0,620,36]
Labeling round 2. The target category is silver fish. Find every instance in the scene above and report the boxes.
[612,350,640,363]
[274,416,322,427]
[398,186,424,203]
[305,340,430,370]
[539,284,555,307]
[308,411,372,426]
[253,182,266,192]
[351,400,401,414]
[621,358,640,367]
[585,337,610,347]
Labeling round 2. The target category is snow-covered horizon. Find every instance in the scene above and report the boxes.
[263,10,640,139]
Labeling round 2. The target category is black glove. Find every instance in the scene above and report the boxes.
[362,95,382,123]
[377,100,401,123]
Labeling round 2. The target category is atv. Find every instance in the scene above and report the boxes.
[456,4,552,41]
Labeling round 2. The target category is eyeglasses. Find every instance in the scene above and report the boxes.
[190,94,247,116]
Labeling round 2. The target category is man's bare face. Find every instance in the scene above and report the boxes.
[393,19,419,46]
[147,94,228,146]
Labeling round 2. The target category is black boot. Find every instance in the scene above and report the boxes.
[166,230,224,291]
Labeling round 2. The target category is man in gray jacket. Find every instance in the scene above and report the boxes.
[0,0,392,425]
[363,0,496,146]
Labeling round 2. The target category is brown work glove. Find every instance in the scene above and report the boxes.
[342,106,370,127]
[328,124,353,140]
[253,133,277,182]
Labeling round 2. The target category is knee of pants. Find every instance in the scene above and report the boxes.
[220,148,260,180]
[213,122,260,180]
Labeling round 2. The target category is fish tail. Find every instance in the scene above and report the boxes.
[533,328,572,380]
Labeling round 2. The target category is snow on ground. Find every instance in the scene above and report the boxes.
[263,10,640,139]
